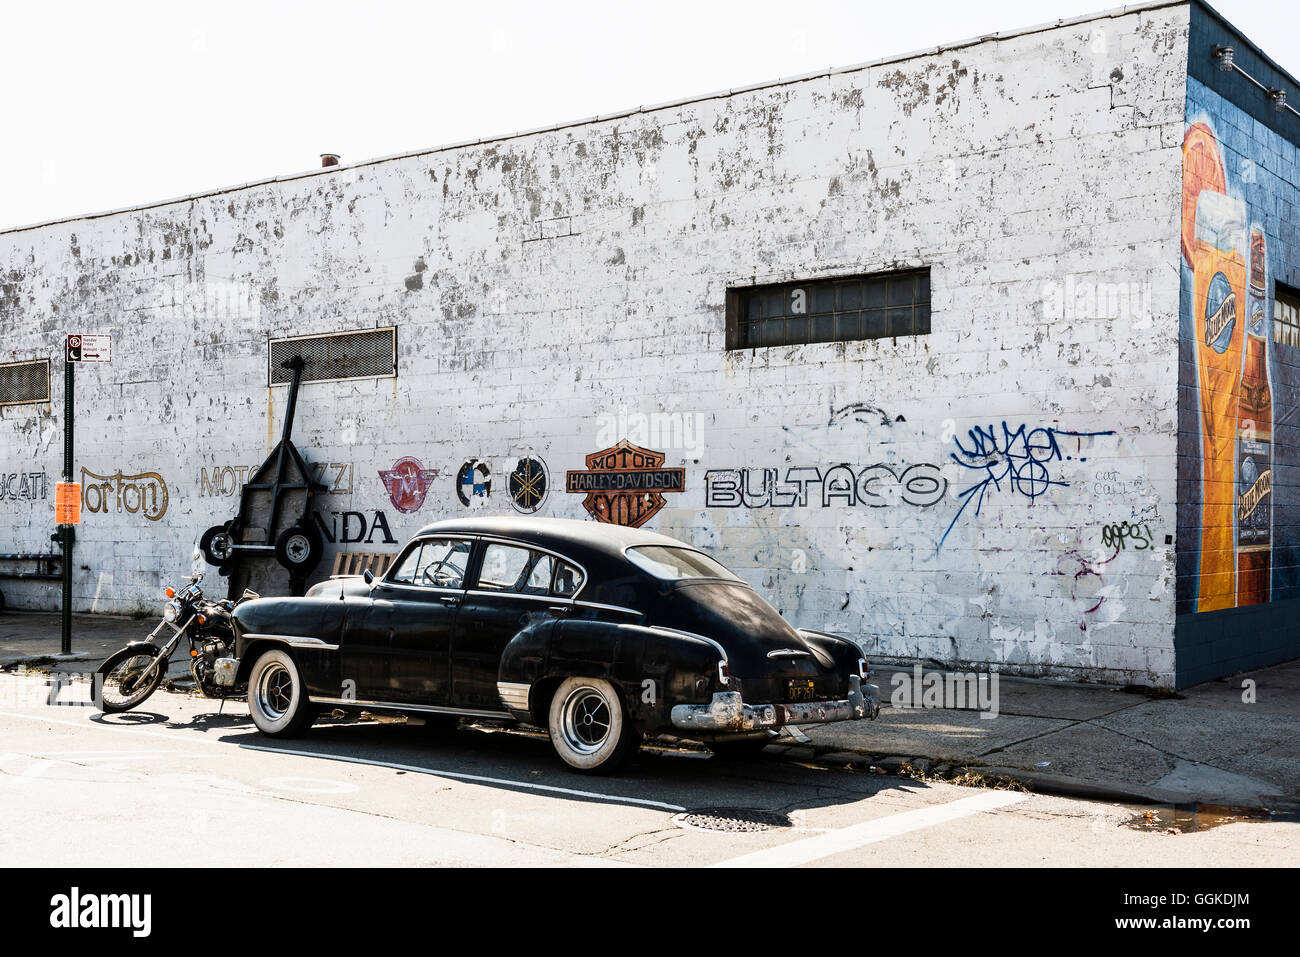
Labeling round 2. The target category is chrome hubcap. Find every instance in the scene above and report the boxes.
[257,663,294,720]
[560,687,611,754]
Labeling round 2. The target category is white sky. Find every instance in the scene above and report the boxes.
[1,0,1293,231]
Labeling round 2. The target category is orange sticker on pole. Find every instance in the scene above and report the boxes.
[55,482,81,525]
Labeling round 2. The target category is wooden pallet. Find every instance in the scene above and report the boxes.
[329,552,396,578]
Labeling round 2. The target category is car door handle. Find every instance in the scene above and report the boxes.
[439,595,461,607]
[548,604,571,616]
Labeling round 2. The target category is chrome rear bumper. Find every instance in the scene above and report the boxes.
[670,675,880,732]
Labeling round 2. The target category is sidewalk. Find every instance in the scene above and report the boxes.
[0,610,188,678]
[794,661,1300,811]
[0,610,143,668]
[2,609,1296,810]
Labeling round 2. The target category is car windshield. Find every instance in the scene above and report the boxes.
[626,545,741,582]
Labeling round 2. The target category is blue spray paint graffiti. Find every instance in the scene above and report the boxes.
[939,421,1115,549]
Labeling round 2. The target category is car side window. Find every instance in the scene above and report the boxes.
[522,554,555,595]
[387,542,424,584]
[552,562,584,597]
[413,539,472,589]
[477,543,533,592]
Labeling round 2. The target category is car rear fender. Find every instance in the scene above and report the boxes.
[796,628,869,677]
[504,619,725,731]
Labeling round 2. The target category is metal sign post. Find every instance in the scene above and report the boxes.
[58,334,109,655]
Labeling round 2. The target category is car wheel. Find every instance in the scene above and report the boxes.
[548,676,639,774]
[709,736,774,761]
[274,521,323,571]
[248,649,315,737]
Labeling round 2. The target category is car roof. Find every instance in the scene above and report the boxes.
[410,515,691,562]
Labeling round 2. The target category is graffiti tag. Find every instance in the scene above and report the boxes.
[1100,522,1155,551]
[939,421,1114,548]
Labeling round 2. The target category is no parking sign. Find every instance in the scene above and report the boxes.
[55,482,81,525]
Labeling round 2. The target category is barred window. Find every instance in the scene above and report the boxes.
[1274,283,1300,349]
[0,359,51,407]
[727,268,930,350]
[268,328,397,386]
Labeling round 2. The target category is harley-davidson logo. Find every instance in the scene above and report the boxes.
[567,439,684,528]
[379,456,439,514]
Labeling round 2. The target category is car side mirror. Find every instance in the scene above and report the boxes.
[363,569,375,585]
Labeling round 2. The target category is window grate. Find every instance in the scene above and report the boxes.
[268,328,397,386]
[0,359,51,407]
[727,268,930,350]
[1274,283,1300,349]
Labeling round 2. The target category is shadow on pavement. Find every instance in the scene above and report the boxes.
[197,717,937,816]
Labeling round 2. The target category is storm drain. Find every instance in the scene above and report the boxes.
[673,807,793,833]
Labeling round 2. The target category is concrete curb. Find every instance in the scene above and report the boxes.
[0,653,101,667]
[766,742,1233,809]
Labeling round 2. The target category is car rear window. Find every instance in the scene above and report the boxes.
[553,561,584,597]
[626,545,741,582]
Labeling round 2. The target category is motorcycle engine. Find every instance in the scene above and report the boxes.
[191,638,235,696]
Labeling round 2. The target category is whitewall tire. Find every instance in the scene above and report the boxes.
[547,676,639,774]
[248,648,315,737]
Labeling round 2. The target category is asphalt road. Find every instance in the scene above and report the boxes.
[1,673,1295,867]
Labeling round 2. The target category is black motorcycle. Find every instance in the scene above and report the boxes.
[95,552,257,713]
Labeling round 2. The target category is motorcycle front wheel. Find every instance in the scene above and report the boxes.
[96,645,167,713]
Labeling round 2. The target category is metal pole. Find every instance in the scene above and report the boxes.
[61,359,73,656]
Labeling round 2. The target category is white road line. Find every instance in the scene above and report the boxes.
[712,790,1029,868]
[239,743,688,813]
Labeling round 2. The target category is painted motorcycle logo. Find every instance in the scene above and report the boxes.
[508,456,549,513]
[566,439,684,528]
[378,456,439,514]
[456,459,492,507]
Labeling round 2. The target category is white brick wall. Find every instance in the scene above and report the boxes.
[0,4,1190,685]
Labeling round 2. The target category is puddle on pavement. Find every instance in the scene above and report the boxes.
[1123,803,1278,834]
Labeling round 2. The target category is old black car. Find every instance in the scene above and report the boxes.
[228,517,880,773]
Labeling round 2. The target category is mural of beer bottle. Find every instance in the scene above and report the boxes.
[1191,190,1247,612]
[1236,227,1273,605]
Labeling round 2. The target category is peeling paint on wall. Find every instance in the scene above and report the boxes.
[0,4,1192,685]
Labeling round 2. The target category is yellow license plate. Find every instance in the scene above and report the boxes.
[787,680,816,702]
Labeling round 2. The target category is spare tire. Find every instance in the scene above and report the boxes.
[275,522,323,572]
[200,522,239,566]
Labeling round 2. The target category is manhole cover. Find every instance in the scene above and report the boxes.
[673,807,793,833]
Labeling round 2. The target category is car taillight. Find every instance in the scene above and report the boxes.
[857,658,870,680]
[717,660,730,685]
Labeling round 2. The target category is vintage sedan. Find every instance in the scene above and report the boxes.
[228,516,880,773]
